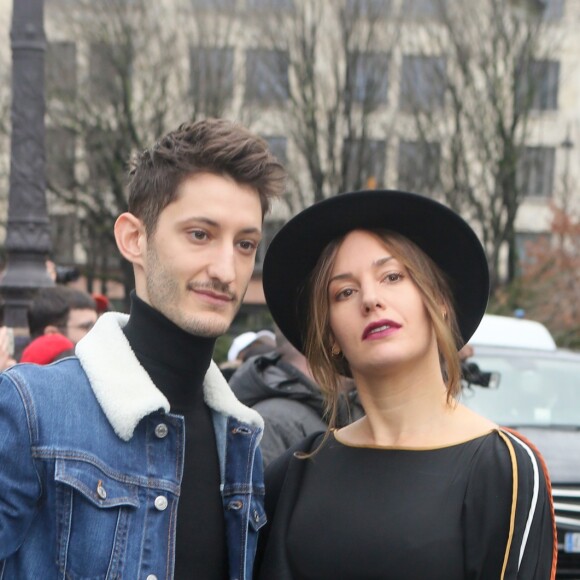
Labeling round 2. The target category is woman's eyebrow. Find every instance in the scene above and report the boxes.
[328,256,394,285]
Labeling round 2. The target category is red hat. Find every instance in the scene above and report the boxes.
[20,334,75,365]
[92,293,110,314]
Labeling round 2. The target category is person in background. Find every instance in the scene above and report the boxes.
[220,329,276,380]
[0,118,286,580]
[92,293,111,317]
[19,333,75,365]
[25,286,97,351]
[56,287,98,344]
[230,327,363,466]
[0,325,16,371]
[26,286,70,340]
[256,190,556,579]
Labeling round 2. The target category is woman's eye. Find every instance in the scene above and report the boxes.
[383,272,404,283]
[336,288,354,300]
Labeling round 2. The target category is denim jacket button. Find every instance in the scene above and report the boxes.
[146,575,158,580]
[154,423,168,438]
[96,483,107,500]
[228,500,243,510]
[154,495,168,511]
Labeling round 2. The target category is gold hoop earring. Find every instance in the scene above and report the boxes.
[331,344,341,357]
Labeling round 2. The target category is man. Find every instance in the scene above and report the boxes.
[17,286,97,362]
[0,119,286,579]
[220,329,276,381]
[27,285,97,345]
[60,287,98,343]
[230,328,364,466]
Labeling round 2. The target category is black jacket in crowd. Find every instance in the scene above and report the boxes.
[229,351,363,467]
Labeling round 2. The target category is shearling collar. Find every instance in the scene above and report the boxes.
[75,312,264,441]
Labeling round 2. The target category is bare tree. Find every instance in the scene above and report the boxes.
[496,202,580,347]
[403,0,563,288]
[44,0,241,304]
[247,0,400,211]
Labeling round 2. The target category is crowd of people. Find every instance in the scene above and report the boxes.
[0,118,557,579]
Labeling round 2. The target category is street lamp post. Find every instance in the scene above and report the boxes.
[0,0,53,330]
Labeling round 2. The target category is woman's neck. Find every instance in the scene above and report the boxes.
[341,348,495,447]
[352,365,451,446]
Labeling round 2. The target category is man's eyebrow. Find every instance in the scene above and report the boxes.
[328,256,394,286]
[177,217,262,237]
[178,216,219,228]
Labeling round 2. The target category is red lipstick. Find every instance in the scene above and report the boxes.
[362,319,401,340]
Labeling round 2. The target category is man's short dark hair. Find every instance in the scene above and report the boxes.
[28,287,97,339]
[59,287,97,312]
[28,287,70,339]
[127,118,287,236]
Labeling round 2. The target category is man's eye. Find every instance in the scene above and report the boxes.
[190,230,208,241]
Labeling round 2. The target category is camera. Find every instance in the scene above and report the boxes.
[55,266,80,284]
[461,361,500,389]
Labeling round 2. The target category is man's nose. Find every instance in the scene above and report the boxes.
[206,243,236,285]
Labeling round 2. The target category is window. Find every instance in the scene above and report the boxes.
[541,0,564,21]
[245,49,289,104]
[255,219,284,270]
[46,41,77,100]
[517,146,555,198]
[85,129,112,185]
[189,46,234,102]
[246,0,293,10]
[46,127,75,190]
[403,0,447,20]
[192,0,237,9]
[89,42,130,103]
[399,55,446,111]
[89,42,116,102]
[516,60,559,111]
[397,140,441,192]
[348,51,389,106]
[515,232,551,266]
[345,0,392,18]
[263,136,287,165]
[344,139,387,190]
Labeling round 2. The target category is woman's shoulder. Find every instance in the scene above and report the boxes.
[469,428,551,491]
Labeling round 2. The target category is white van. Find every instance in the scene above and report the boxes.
[469,314,556,351]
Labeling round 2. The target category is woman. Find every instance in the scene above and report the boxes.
[257,190,556,579]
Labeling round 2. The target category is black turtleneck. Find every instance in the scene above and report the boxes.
[123,293,228,579]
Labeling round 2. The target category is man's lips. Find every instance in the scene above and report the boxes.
[362,319,402,340]
[189,284,236,304]
[194,289,234,302]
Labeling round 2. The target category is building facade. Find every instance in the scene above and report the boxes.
[0,0,578,316]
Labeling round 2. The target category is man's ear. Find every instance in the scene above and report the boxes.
[114,212,147,265]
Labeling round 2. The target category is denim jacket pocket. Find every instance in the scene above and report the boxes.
[54,458,140,580]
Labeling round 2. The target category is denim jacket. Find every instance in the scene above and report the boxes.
[0,313,265,580]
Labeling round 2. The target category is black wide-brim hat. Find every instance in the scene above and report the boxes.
[263,189,489,353]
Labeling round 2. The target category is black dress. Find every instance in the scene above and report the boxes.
[256,429,556,580]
